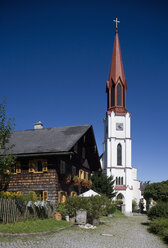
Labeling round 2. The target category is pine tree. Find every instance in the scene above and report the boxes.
[91,171,116,199]
[0,99,16,190]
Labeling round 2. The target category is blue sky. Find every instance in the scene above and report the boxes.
[0,0,168,183]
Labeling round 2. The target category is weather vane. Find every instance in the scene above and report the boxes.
[113,17,120,29]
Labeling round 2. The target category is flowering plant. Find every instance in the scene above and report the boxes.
[65,174,72,184]
[81,179,92,188]
[73,176,82,186]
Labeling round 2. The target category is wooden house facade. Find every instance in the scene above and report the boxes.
[3,123,100,203]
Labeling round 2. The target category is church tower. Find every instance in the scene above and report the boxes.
[102,19,141,214]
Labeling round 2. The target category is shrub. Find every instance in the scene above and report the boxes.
[163,228,168,242]
[147,201,168,220]
[65,195,116,222]
[56,203,67,219]
[149,218,168,235]
[113,200,123,211]
[132,199,137,212]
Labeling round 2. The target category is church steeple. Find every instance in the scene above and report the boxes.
[106,20,127,115]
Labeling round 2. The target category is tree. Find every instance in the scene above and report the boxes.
[144,180,168,203]
[91,171,116,199]
[0,99,16,190]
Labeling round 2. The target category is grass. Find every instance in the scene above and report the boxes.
[114,209,124,215]
[0,218,72,234]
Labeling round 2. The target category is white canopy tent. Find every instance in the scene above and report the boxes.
[79,189,100,197]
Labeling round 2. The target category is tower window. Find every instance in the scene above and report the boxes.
[107,90,109,109]
[117,143,122,165]
[123,86,125,107]
[111,85,115,107]
[117,84,121,106]
[116,176,124,185]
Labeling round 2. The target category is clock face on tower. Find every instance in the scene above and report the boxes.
[116,123,123,131]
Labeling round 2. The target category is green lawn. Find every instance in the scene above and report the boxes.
[0,218,72,234]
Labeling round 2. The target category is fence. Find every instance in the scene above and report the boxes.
[0,198,19,224]
[0,198,54,224]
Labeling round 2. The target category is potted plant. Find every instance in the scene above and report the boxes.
[55,203,67,220]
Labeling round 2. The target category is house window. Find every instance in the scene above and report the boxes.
[79,169,85,179]
[117,83,121,106]
[43,191,48,201]
[117,144,122,165]
[82,147,85,159]
[29,159,48,173]
[58,191,67,203]
[37,161,43,172]
[70,191,77,197]
[35,191,48,201]
[72,166,76,176]
[60,160,66,174]
[13,161,21,174]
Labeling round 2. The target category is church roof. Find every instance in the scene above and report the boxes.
[7,125,91,155]
[109,28,127,88]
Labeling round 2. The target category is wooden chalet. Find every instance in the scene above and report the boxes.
[4,122,100,203]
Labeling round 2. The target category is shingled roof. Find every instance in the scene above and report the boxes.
[8,125,91,155]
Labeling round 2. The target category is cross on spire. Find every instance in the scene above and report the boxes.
[113,17,120,29]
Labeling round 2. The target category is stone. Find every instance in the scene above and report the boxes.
[76,210,87,225]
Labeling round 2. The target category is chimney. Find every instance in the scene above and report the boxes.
[34,121,43,129]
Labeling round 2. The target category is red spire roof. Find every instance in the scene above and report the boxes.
[109,28,127,88]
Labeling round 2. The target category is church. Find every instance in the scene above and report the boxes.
[101,20,141,214]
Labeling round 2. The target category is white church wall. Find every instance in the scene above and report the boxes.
[125,139,132,167]
[125,112,131,138]
[132,167,137,179]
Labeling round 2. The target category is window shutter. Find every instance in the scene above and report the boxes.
[79,169,82,179]
[43,191,48,201]
[85,172,88,180]
[3,169,10,174]
[62,192,67,203]
[58,191,61,203]
[71,191,77,197]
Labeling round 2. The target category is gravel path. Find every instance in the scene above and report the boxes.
[0,216,167,248]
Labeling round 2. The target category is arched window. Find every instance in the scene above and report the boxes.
[123,86,125,107]
[117,143,122,165]
[111,85,115,107]
[107,90,109,109]
[118,177,121,185]
[117,84,121,106]
[116,177,118,185]
[121,177,123,185]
